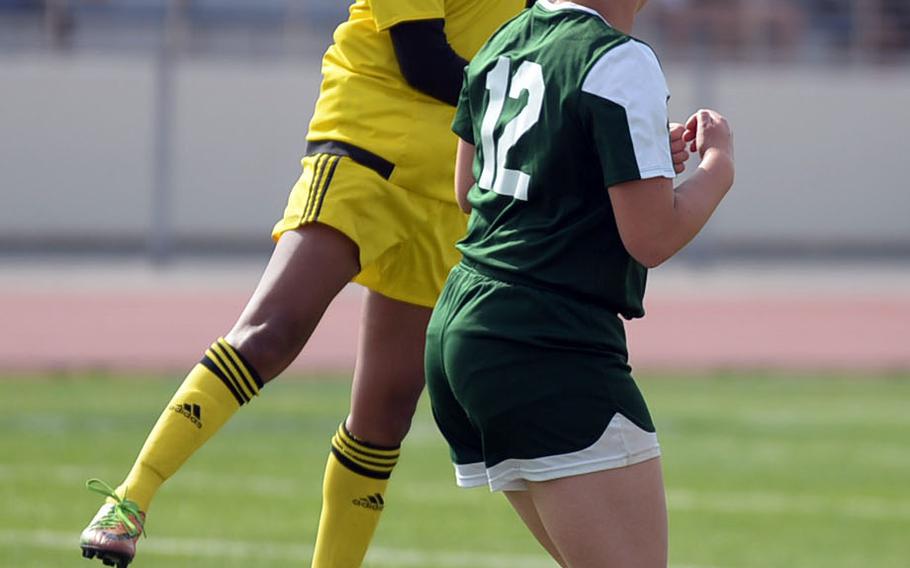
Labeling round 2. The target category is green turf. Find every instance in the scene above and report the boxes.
[1,373,908,567]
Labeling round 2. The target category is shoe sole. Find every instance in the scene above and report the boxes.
[81,546,133,568]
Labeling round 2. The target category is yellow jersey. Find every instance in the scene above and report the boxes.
[307,0,526,203]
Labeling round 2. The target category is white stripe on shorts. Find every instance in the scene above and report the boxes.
[453,413,660,492]
[454,461,488,488]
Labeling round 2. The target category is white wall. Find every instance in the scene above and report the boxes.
[2,54,909,252]
[670,65,910,245]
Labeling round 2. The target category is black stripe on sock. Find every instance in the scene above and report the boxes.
[207,347,252,403]
[331,446,392,480]
[341,423,401,452]
[335,435,399,464]
[332,443,397,472]
[222,342,264,389]
[212,342,258,399]
[200,356,246,406]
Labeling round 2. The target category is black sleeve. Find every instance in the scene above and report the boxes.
[389,19,468,107]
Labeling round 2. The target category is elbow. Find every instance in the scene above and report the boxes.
[455,191,472,214]
[624,241,674,269]
[631,252,670,269]
[618,223,680,268]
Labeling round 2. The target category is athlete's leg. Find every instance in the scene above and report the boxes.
[347,291,431,444]
[527,457,668,568]
[504,491,567,568]
[81,224,360,566]
[119,224,359,506]
[225,224,360,381]
[312,291,431,568]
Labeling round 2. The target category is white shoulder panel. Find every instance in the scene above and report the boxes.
[581,41,675,179]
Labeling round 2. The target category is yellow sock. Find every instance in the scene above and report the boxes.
[114,338,262,511]
[311,423,400,568]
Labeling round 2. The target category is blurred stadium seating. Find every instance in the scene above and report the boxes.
[2,0,907,61]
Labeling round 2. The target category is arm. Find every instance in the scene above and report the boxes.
[389,19,468,106]
[608,109,735,268]
[454,138,476,213]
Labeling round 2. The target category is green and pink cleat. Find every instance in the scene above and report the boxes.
[80,479,146,568]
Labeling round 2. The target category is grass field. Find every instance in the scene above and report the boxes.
[2,373,908,568]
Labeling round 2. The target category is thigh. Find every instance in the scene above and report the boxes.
[226,224,359,381]
[346,290,432,446]
[529,457,668,568]
[240,152,417,381]
[504,491,566,568]
[273,154,414,273]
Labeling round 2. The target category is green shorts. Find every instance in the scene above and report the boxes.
[425,262,660,492]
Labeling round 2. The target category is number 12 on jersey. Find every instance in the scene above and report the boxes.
[477,57,545,201]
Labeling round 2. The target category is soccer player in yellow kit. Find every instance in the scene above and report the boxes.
[79,2,526,567]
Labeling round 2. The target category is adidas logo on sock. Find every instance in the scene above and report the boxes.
[352,493,384,511]
[171,402,203,429]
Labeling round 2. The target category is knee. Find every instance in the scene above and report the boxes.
[226,315,308,382]
[349,374,426,445]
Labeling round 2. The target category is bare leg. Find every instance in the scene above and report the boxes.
[225,223,360,382]
[528,458,668,568]
[80,223,362,566]
[310,291,432,568]
[346,290,432,445]
[505,491,568,568]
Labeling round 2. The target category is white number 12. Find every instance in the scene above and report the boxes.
[477,57,545,201]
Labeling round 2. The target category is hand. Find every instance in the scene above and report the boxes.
[669,122,689,174]
[683,109,733,160]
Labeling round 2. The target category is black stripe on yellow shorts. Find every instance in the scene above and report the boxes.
[298,153,341,225]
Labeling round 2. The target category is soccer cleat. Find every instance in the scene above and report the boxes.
[80,479,146,568]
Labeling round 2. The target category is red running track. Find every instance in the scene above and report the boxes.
[2,284,908,374]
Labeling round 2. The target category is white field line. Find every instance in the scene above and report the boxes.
[669,489,910,522]
[0,464,298,497]
[4,463,909,522]
[0,530,719,568]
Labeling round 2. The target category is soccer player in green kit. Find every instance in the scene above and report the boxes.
[424,0,735,566]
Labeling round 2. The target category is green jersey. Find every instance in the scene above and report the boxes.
[452,0,675,319]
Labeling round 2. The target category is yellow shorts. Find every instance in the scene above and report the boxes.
[272,149,466,308]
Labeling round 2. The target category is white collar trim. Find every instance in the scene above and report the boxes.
[537,0,612,26]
